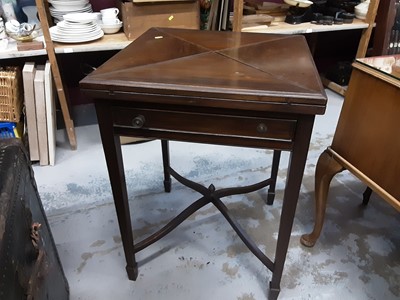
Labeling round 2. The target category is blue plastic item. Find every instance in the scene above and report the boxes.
[0,122,17,139]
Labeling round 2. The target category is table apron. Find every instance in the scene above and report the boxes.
[112,107,297,150]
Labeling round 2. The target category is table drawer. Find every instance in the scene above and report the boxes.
[113,108,296,141]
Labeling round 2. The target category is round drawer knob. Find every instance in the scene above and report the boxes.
[132,115,145,128]
[257,123,267,133]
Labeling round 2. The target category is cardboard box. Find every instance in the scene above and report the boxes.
[118,0,200,40]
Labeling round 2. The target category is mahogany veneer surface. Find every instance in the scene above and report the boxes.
[81,27,326,114]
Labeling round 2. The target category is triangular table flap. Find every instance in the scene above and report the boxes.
[218,35,323,94]
[93,28,210,75]
[90,51,314,97]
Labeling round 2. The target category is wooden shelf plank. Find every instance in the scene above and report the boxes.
[53,32,131,54]
[241,19,370,34]
[0,37,47,59]
[0,33,130,59]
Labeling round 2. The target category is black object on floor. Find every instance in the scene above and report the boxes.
[0,138,69,300]
[325,61,353,86]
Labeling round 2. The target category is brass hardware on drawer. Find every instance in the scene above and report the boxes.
[257,123,267,133]
[132,115,145,128]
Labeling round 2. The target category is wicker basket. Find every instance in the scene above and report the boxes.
[0,66,22,122]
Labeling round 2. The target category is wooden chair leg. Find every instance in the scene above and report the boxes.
[300,149,344,247]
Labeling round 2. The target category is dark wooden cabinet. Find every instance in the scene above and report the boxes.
[372,0,398,55]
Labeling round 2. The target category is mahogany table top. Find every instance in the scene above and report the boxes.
[80,28,326,115]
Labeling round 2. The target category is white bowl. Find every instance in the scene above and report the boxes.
[354,1,369,19]
[354,8,367,19]
[354,12,367,20]
[283,0,313,8]
[99,22,122,34]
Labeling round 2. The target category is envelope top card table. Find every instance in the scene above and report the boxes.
[80,28,327,299]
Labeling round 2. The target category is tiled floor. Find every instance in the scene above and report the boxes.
[33,89,400,300]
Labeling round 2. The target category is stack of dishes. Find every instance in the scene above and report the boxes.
[50,13,103,43]
[48,0,93,23]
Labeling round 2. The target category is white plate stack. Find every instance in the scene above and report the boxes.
[48,0,93,23]
[49,13,104,43]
